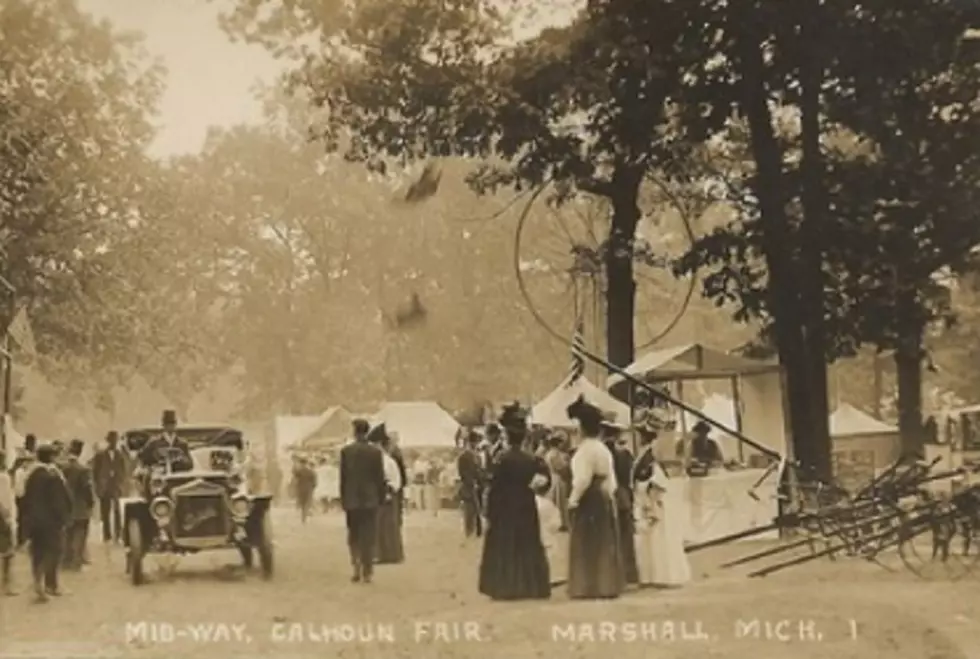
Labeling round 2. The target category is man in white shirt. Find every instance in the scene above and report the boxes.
[11,434,38,549]
[0,448,16,595]
[410,456,430,512]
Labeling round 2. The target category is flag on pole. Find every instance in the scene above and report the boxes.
[566,318,586,385]
[6,307,35,358]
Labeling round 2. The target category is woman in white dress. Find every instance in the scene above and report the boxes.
[632,415,691,587]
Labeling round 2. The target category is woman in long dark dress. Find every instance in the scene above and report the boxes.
[601,418,639,585]
[368,424,405,565]
[478,403,551,601]
[567,396,625,599]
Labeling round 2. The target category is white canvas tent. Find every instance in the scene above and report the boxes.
[295,406,353,450]
[532,375,631,428]
[374,401,460,449]
[829,403,897,436]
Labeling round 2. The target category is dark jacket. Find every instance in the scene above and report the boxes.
[22,464,72,534]
[138,434,192,471]
[62,457,95,521]
[92,447,128,498]
[456,449,483,501]
[339,440,386,511]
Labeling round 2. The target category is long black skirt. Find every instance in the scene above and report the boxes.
[567,484,625,599]
[618,504,639,585]
[374,499,404,564]
[478,512,550,601]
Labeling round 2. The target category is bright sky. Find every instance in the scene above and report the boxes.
[77,0,286,157]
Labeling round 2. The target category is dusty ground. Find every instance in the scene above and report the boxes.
[1,507,978,659]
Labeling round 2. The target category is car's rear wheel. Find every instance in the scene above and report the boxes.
[128,518,146,586]
[257,511,273,579]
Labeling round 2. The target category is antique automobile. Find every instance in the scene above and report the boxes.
[120,425,274,585]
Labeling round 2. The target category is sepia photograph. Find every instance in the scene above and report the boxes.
[1,0,979,657]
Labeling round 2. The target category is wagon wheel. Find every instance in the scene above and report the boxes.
[514,179,708,354]
[895,498,980,580]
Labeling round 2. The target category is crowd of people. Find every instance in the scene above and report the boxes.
[0,430,132,602]
[329,395,695,600]
[470,396,692,600]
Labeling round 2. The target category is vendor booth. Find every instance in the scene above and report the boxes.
[607,343,788,545]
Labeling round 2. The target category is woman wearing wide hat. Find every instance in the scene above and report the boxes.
[633,410,691,588]
[600,414,639,586]
[367,423,405,565]
[477,402,551,600]
[566,395,625,599]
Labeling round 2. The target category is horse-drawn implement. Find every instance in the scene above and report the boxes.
[578,345,980,581]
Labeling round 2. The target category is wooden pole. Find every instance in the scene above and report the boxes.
[731,375,745,463]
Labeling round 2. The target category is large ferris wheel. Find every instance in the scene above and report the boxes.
[512,180,701,380]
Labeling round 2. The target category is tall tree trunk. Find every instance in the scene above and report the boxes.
[895,287,926,457]
[795,0,833,480]
[605,166,643,371]
[732,5,822,479]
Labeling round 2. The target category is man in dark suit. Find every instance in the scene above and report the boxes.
[339,419,386,584]
[92,431,127,543]
[61,440,94,570]
[138,410,192,472]
[10,433,37,548]
[456,431,485,539]
[22,444,72,602]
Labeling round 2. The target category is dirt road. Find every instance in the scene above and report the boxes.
[1,508,977,659]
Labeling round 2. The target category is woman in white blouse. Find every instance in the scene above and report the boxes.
[369,424,405,564]
[566,396,625,599]
[632,416,691,587]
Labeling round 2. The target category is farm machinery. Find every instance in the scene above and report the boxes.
[581,345,980,581]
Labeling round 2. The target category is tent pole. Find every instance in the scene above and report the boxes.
[731,375,745,463]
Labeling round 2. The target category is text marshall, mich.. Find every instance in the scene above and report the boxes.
[552,618,856,643]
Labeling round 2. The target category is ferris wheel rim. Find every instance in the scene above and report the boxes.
[513,177,701,353]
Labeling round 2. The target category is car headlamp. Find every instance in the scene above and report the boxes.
[150,497,173,521]
[230,496,251,518]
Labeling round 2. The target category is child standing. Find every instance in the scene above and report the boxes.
[533,476,567,585]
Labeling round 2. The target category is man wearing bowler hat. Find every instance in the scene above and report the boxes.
[138,410,192,472]
[339,419,386,583]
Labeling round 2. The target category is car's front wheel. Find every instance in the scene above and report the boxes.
[127,518,146,586]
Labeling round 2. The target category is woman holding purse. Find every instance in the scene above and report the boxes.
[632,413,691,588]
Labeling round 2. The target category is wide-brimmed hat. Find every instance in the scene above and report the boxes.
[498,402,529,431]
[632,408,663,436]
[566,395,603,426]
[366,422,389,445]
[600,410,628,432]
